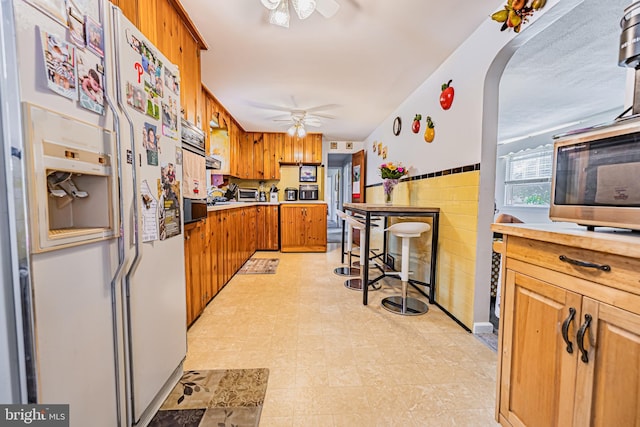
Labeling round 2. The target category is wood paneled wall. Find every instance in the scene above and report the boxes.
[109,0,206,124]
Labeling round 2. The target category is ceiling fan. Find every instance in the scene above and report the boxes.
[249,100,339,136]
[274,110,333,137]
[260,0,341,28]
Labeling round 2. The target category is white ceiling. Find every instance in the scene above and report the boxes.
[180,0,630,143]
[180,0,501,141]
[498,0,629,142]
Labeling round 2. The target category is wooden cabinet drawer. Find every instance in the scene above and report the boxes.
[506,236,640,297]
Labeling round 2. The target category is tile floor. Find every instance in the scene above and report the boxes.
[184,243,499,426]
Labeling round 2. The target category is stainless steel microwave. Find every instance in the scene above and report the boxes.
[550,118,640,230]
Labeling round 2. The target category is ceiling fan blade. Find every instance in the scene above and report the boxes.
[307,112,336,119]
[265,114,291,120]
[305,103,340,113]
[304,121,322,128]
[248,101,295,112]
[315,0,340,18]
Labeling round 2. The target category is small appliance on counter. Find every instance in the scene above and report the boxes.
[285,187,298,201]
[270,184,279,203]
[238,187,258,202]
[258,181,267,202]
[299,184,319,200]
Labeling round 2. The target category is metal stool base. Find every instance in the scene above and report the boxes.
[381,296,429,316]
[344,278,380,291]
[334,267,360,277]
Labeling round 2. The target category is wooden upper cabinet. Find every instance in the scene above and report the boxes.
[135,0,158,45]
[304,134,322,164]
[111,0,207,125]
[110,0,139,26]
[238,130,253,179]
[280,134,322,164]
[251,133,265,180]
[263,133,282,180]
[281,133,298,163]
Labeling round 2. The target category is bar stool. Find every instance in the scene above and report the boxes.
[381,222,431,316]
[343,215,378,291]
[333,210,360,277]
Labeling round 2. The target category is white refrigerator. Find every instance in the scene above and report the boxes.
[0,1,187,425]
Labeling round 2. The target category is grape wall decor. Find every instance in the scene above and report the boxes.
[491,0,546,33]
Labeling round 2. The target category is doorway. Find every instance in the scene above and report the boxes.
[326,153,352,243]
[482,0,627,338]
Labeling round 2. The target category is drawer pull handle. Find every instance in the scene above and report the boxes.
[561,307,576,354]
[576,314,592,364]
[558,255,611,272]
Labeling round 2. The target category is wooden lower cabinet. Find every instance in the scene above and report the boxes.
[256,205,279,250]
[280,204,327,252]
[184,220,205,326]
[495,230,640,427]
[185,207,261,326]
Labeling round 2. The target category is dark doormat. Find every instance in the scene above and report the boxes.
[237,258,279,274]
[150,368,269,427]
[476,333,498,352]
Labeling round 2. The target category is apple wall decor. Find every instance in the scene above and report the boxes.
[440,80,454,110]
[412,114,422,133]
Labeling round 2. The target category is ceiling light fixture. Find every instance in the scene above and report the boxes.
[287,123,307,137]
[260,0,280,10]
[291,0,316,19]
[269,0,291,27]
[263,0,318,27]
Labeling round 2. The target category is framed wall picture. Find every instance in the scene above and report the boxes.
[299,165,317,182]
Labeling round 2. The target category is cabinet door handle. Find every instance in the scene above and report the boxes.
[576,313,592,364]
[561,307,576,354]
[559,255,611,272]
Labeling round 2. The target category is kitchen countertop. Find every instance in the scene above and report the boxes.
[279,200,327,204]
[207,200,327,211]
[491,222,640,259]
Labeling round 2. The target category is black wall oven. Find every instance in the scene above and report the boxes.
[181,119,207,223]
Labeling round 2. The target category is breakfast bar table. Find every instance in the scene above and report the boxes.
[343,203,440,306]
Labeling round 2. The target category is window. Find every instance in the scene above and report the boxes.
[504,145,553,207]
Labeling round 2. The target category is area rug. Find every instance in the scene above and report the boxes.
[476,333,498,352]
[237,258,279,274]
[149,368,269,427]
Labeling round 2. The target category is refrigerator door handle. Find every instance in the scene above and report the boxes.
[101,1,127,425]
[111,5,142,425]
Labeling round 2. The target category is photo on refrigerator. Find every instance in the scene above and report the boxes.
[77,50,104,114]
[41,30,77,100]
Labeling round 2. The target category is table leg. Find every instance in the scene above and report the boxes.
[341,219,346,264]
[428,213,439,304]
[382,217,388,265]
[363,212,371,305]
